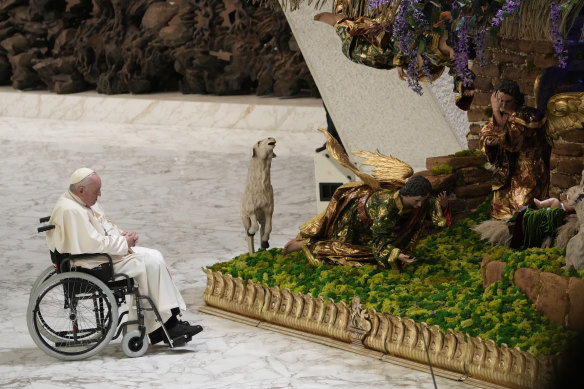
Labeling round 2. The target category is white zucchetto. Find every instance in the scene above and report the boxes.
[69,168,95,185]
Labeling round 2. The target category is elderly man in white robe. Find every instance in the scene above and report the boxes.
[46,168,202,345]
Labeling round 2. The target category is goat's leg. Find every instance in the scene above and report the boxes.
[246,234,255,254]
[248,213,259,235]
[260,213,272,249]
[242,214,256,254]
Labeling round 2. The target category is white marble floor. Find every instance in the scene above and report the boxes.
[0,89,470,388]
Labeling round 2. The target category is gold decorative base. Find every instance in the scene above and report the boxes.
[202,269,556,389]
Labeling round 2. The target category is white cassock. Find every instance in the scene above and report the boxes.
[46,190,186,333]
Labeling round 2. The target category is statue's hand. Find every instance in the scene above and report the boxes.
[397,66,407,81]
[490,91,500,111]
[437,191,449,209]
[398,253,416,264]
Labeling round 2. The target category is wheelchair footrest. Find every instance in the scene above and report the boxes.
[167,334,192,348]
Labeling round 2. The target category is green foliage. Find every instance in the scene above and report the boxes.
[431,164,453,176]
[208,197,580,357]
[452,149,485,158]
[562,0,580,11]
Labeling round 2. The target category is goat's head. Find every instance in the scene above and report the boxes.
[252,137,276,160]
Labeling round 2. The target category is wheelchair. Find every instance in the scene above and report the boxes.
[27,217,192,360]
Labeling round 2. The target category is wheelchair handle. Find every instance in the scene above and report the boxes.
[38,225,55,233]
[39,216,50,223]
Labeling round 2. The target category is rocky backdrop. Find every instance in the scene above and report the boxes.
[0,0,318,96]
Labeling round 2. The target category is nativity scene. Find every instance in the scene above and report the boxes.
[203,1,584,388]
[5,0,584,388]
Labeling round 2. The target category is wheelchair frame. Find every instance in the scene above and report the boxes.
[28,216,189,360]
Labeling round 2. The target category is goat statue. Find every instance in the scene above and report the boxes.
[241,137,276,254]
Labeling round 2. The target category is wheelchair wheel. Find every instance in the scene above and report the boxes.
[122,329,149,358]
[29,265,57,304]
[27,272,119,360]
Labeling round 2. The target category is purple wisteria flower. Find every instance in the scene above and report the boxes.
[491,0,521,26]
[454,17,474,87]
[472,27,488,67]
[407,53,424,95]
[549,2,568,68]
[392,0,429,95]
[368,0,391,8]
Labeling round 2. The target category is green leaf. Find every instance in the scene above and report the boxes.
[407,15,416,27]
[561,0,576,12]
[418,39,426,54]
[451,8,460,20]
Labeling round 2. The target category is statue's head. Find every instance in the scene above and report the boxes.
[494,79,525,108]
[400,175,432,197]
[399,176,432,209]
[252,137,277,160]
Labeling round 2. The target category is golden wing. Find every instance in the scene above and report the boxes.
[545,92,584,139]
[318,128,380,190]
[352,149,413,188]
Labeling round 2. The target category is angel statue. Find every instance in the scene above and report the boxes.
[282,129,451,269]
[313,0,476,109]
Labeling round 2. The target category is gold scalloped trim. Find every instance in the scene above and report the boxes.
[202,269,556,389]
[203,268,352,342]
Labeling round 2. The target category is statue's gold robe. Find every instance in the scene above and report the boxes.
[297,183,449,269]
[480,107,550,220]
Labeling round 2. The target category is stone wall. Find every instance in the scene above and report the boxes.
[415,154,492,221]
[465,37,557,151]
[550,128,584,197]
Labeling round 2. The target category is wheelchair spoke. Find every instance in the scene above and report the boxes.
[29,273,118,359]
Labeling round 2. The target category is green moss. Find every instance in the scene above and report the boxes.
[208,197,579,357]
[431,164,453,176]
[452,149,485,158]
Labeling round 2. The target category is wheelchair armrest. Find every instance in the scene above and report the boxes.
[38,216,54,233]
[61,253,116,282]
[113,272,134,290]
[38,225,55,233]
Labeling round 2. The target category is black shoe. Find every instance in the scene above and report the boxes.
[177,320,203,335]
